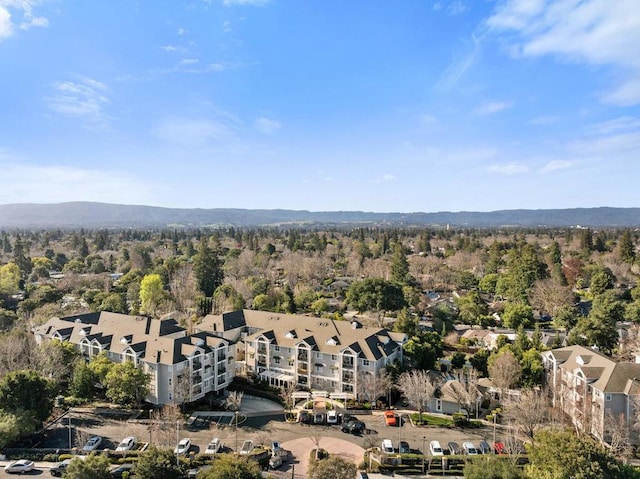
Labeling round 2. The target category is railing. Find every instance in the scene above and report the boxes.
[342,373,354,382]
[192,361,202,370]
[218,353,226,362]
[192,374,202,383]
[342,360,354,369]
[258,346,267,354]
[297,367,308,374]
[297,353,309,362]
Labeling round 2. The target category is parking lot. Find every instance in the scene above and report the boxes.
[0,404,503,477]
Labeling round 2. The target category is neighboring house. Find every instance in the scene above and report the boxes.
[34,311,233,405]
[198,310,407,399]
[542,345,640,445]
[426,371,483,417]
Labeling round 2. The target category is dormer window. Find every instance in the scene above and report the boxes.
[285,330,297,339]
[326,336,339,346]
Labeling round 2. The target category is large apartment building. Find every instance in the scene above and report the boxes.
[542,344,640,444]
[34,311,233,405]
[198,310,407,399]
[34,309,407,405]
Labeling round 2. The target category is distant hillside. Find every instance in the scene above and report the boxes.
[0,202,639,228]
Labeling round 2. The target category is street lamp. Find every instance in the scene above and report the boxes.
[68,413,72,450]
[235,411,239,456]
[422,436,426,473]
[176,419,180,466]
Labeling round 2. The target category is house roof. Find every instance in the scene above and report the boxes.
[205,309,405,361]
[543,344,640,393]
[34,311,227,366]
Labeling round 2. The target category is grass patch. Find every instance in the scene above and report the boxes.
[410,413,454,427]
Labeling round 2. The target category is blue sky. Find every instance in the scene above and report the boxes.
[1,0,639,213]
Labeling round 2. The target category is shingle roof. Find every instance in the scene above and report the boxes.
[35,311,227,366]
[211,309,405,360]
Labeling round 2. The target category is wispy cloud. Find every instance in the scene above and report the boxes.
[486,0,640,106]
[437,33,482,90]
[528,115,559,126]
[371,173,398,184]
[254,117,281,134]
[474,101,512,115]
[152,117,236,145]
[0,163,159,204]
[45,76,110,125]
[223,0,269,6]
[448,0,467,15]
[539,160,576,173]
[0,0,50,41]
[489,163,529,175]
[302,170,334,184]
[589,116,640,135]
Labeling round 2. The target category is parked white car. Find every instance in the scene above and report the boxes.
[4,460,35,474]
[115,436,136,452]
[463,441,479,455]
[174,438,191,455]
[381,439,394,454]
[430,440,444,456]
[240,440,254,455]
[205,437,223,454]
[326,410,338,424]
[83,435,103,451]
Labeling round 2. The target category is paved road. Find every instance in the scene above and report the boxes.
[0,402,502,477]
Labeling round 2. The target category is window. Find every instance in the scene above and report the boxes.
[274,346,280,352]
[605,393,612,401]
[363,360,370,367]
[315,364,324,372]
[274,357,281,365]
[288,360,294,367]
[331,355,337,361]
[436,399,442,412]
[316,352,322,359]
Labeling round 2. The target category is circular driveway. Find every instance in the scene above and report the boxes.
[282,436,365,476]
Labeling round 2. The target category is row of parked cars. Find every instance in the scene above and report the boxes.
[378,439,508,457]
[297,410,367,436]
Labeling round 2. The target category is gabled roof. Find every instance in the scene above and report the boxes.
[544,344,640,393]
[34,311,227,366]
[210,309,405,361]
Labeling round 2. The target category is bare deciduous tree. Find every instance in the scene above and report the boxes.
[528,278,574,318]
[396,370,439,422]
[169,263,197,316]
[503,388,548,443]
[357,369,391,406]
[605,411,633,463]
[448,368,481,419]
[489,351,522,401]
[150,404,182,447]
[279,382,297,419]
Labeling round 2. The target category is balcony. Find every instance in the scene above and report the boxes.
[192,373,202,383]
[218,366,227,375]
[192,360,202,371]
[297,366,308,375]
[192,385,202,395]
[258,345,267,354]
[342,373,354,383]
[342,359,354,369]
[257,360,267,367]
[218,352,227,362]
[297,352,309,362]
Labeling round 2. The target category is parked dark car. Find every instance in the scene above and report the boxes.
[50,459,71,477]
[479,440,492,454]
[399,440,410,453]
[448,441,461,455]
[298,410,311,424]
[341,419,365,435]
[313,412,325,425]
[111,464,135,478]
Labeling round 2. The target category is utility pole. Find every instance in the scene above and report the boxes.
[176,419,180,466]
[68,413,72,450]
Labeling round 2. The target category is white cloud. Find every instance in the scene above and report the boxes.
[371,173,398,184]
[448,0,467,15]
[0,6,12,40]
[527,115,559,125]
[177,27,188,35]
[474,101,512,115]
[489,163,529,175]
[589,116,640,135]
[153,117,235,145]
[539,160,576,173]
[254,117,281,134]
[433,2,443,11]
[223,0,269,6]
[0,163,159,205]
[0,1,49,41]
[486,0,640,105]
[437,33,482,89]
[45,77,110,124]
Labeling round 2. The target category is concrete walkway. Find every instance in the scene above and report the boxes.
[281,436,365,477]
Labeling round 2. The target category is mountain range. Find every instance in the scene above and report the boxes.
[0,202,639,229]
